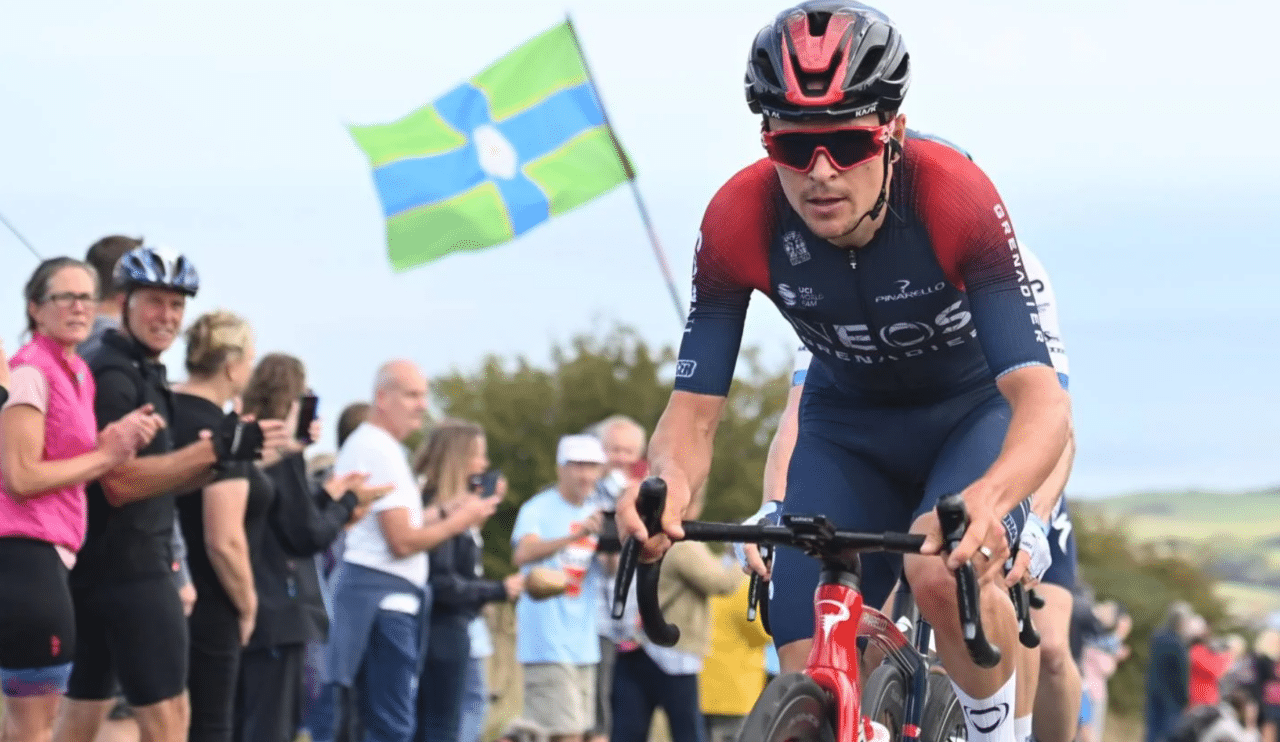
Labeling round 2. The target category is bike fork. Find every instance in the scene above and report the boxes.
[901,619,932,741]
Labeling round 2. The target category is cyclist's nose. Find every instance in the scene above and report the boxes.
[809,151,840,180]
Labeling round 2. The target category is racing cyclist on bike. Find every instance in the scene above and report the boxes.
[758,238,1080,742]
[616,3,1071,741]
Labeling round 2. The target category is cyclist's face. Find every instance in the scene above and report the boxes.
[770,113,905,247]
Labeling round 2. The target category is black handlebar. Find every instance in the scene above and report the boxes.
[614,479,1003,669]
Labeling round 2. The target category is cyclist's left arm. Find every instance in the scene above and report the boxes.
[916,146,1071,565]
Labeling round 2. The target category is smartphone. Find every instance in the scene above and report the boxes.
[467,469,502,497]
[296,393,319,443]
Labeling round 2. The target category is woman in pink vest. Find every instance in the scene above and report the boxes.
[0,257,164,742]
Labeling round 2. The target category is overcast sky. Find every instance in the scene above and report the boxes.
[2,0,1277,497]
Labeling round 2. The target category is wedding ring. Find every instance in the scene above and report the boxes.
[978,546,994,559]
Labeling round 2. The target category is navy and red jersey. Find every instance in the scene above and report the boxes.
[675,134,1052,403]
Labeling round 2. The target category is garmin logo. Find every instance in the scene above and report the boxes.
[874,279,946,303]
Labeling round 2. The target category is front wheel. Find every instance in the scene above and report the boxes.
[921,672,967,742]
[735,672,835,742]
[861,664,906,738]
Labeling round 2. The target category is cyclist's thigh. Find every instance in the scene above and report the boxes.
[1041,497,1077,591]
[919,390,1027,547]
[771,427,916,648]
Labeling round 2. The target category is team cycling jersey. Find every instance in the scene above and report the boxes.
[791,244,1069,390]
[675,132,1053,403]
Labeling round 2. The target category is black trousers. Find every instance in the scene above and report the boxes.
[188,602,241,742]
[234,645,304,742]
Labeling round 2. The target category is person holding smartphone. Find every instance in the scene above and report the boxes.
[411,420,521,742]
[232,354,390,742]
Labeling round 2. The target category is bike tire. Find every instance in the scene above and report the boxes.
[861,664,906,738]
[921,672,967,742]
[736,672,835,742]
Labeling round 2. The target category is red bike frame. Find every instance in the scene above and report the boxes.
[806,581,917,742]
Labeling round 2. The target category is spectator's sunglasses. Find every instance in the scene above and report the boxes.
[762,121,894,173]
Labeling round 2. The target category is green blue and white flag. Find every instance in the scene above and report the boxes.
[350,22,634,271]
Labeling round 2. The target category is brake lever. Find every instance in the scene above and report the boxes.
[935,493,1001,669]
[1009,582,1041,649]
[746,545,773,637]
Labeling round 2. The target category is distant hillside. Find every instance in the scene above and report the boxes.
[1084,487,1280,621]
[1084,487,1280,542]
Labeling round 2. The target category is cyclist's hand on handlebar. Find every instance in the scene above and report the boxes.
[946,485,1010,581]
[615,471,689,562]
[733,501,782,579]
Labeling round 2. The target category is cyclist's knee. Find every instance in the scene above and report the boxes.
[777,640,812,674]
[903,556,956,621]
[1037,632,1074,678]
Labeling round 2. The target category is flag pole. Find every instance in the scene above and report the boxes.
[0,208,43,260]
[565,15,686,325]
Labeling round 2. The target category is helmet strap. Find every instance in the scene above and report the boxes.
[840,142,896,241]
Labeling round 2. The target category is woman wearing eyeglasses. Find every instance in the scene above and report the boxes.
[0,258,162,742]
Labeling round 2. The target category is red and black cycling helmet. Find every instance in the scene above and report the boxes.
[746,0,910,121]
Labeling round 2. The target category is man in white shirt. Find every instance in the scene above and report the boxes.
[318,360,495,742]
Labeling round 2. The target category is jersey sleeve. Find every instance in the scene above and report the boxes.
[791,345,812,387]
[912,142,1053,380]
[673,161,777,397]
[1020,246,1070,390]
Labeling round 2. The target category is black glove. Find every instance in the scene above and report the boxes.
[210,412,264,464]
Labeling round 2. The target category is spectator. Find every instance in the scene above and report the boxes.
[1079,601,1132,742]
[586,416,646,742]
[1147,601,1197,742]
[81,234,197,627]
[611,490,741,742]
[78,235,140,360]
[1,338,9,405]
[235,354,389,742]
[56,246,285,742]
[698,556,771,742]
[301,402,372,742]
[172,311,269,742]
[1253,630,1280,742]
[1190,624,1242,708]
[0,258,159,742]
[511,434,609,742]
[412,420,521,742]
[317,360,493,742]
[1202,688,1263,742]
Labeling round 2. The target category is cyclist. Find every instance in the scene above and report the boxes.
[759,240,1078,742]
[56,246,288,742]
[616,3,1072,741]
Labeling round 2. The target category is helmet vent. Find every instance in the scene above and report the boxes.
[851,46,884,85]
[806,11,832,36]
[755,49,782,87]
[794,49,843,96]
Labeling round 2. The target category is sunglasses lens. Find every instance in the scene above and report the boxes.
[766,128,884,171]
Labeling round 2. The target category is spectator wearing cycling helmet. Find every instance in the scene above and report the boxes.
[618,3,1072,742]
[56,246,288,742]
[81,234,198,619]
[0,258,161,742]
